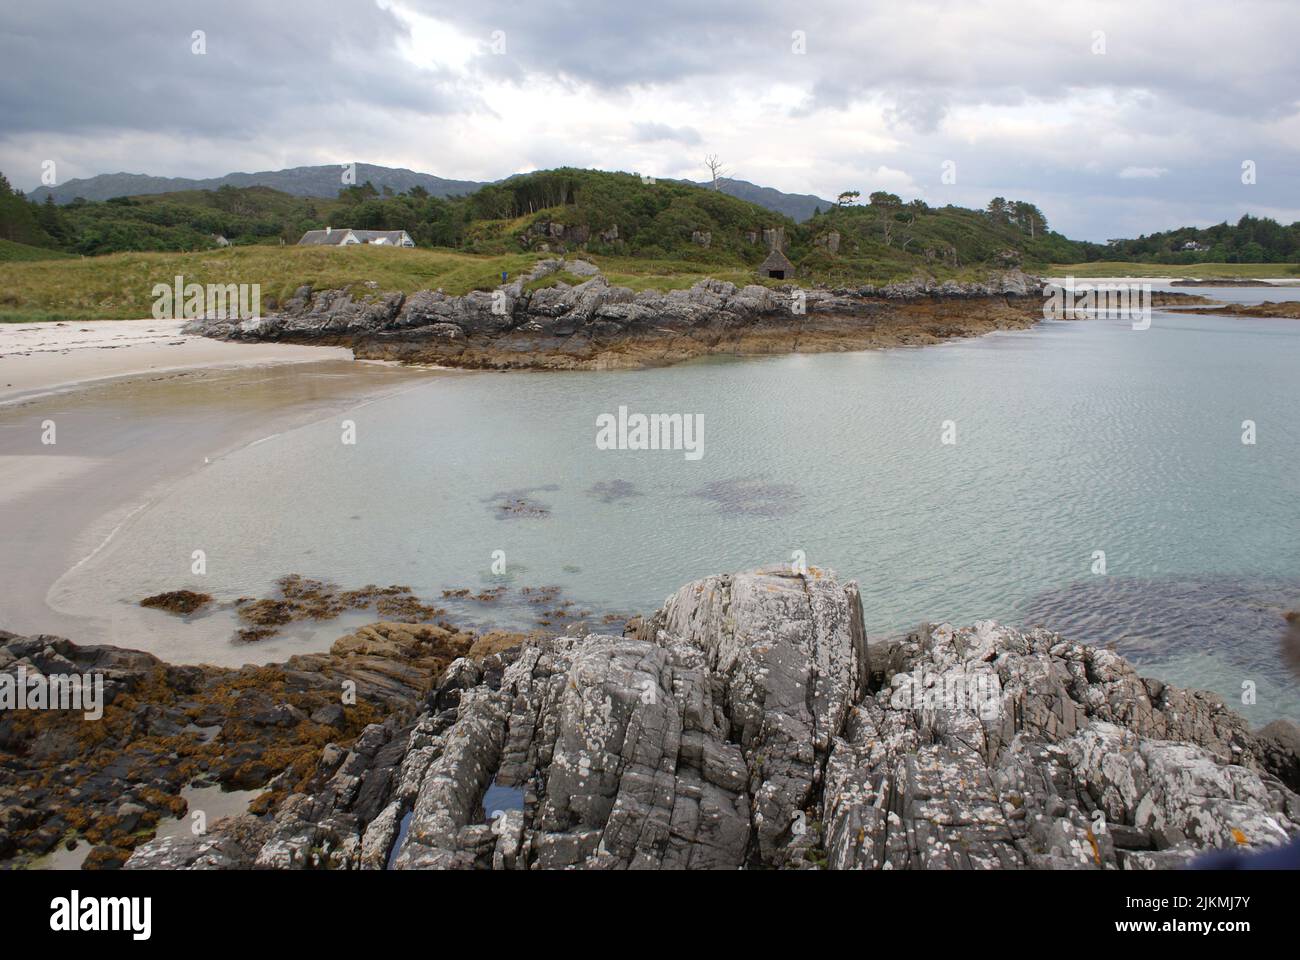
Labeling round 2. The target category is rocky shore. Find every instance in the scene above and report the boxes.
[0,620,516,868]
[6,566,1297,870]
[1173,300,1300,320]
[183,262,1048,370]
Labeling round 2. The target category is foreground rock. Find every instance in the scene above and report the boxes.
[0,621,493,868]
[183,263,1047,370]
[118,566,1300,870]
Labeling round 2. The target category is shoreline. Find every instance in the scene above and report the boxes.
[0,357,437,649]
[0,318,357,406]
[182,267,1298,372]
[183,266,1053,371]
[2,567,1297,870]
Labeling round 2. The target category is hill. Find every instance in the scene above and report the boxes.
[42,186,353,256]
[458,168,796,262]
[23,163,834,222]
[1095,215,1300,265]
[0,238,73,262]
[12,166,1297,313]
[689,178,833,222]
[0,169,1106,320]
[25,163,486,205]
[783,193,1088,284]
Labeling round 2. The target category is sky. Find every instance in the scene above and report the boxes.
[2,0,1298,241]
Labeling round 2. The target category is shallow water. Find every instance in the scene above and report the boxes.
[152,783,266,842]
[27,288,1300,721]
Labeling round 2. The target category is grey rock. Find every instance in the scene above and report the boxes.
[181,269,1047,368]
[120,568,1300,871]
[1256,718,1300,791]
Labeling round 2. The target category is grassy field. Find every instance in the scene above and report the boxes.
[0,239,74,263]
[9,243,1299,324]
[0,245,556,322]
[1047,261,1300,279]
[0,245,787,322]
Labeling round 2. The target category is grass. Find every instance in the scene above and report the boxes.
[0,239,73,262]
[523,270,594,293]
[1047,261,1300,279]
[589,254,773,291]
[0,245,794,322]
[24,243,1289,325]
[0,245,551,322]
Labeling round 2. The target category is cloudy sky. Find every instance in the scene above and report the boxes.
[2,0,1297,240]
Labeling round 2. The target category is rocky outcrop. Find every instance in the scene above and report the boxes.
[118,566,1300,870]
[182,262,1047,370]
[0,621,492,868]
[1177,300,1300,320]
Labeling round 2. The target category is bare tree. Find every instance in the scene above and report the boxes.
[704,154,730,191]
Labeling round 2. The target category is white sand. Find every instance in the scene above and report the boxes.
[0,455,105,507]
[0,318,353,404]
[0,356,430,656]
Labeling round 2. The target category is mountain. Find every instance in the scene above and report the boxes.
[26,164,487,205]
[691,179,834,222]
[25,164,833,222]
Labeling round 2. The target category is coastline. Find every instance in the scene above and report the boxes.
[2,300,1299,871]
[0,353,437,648]
[0,318,356,406]
[183,265,1053,371]
[3,567,1296,870]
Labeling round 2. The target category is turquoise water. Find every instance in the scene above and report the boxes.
[51,291,1300,720]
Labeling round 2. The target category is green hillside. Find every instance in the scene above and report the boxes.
[4,166,1296,312]
[792,194,1085,284]
[0,238,73,262]
[2,167,1086,276]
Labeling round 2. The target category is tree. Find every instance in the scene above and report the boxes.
[836,190,860,207]
[38,194,69,244]
[868,191,901,208]
[986,197,1010,224]
[1011,200,1046,238]
[704,155,729,191]
[0,170,56,246]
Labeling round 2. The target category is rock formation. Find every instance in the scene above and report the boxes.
[0,622,483,868]
[182,262,1047,370]
[105,566,1299,871]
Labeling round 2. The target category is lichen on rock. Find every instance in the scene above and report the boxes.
[108,566,1299,870]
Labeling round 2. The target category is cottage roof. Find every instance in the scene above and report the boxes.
[297,228,412,246]
[350,230,410,243]
[297,229,352,246]
[758,248,795,273]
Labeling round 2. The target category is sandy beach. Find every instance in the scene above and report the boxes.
[0,324,433,658]
[0,318,355,405]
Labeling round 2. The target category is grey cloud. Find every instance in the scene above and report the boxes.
[411,0,1300,120]
[0,0,471,138]
[882,91,950,135]
[632,122,702,145]
[2,0,1298,242]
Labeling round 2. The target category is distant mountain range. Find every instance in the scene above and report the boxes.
[26,164,834,222]
[686,179,832,222]
[25,163,485,205]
